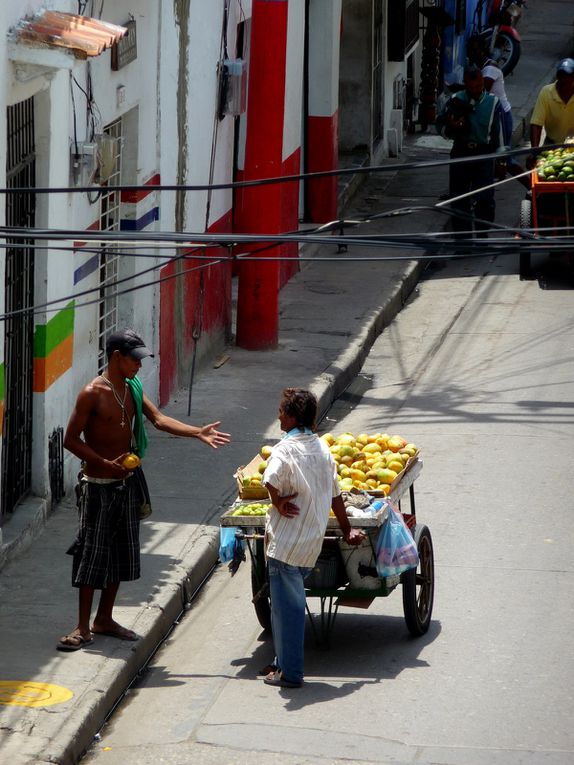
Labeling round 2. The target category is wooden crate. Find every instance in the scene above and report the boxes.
[234,454,269,500]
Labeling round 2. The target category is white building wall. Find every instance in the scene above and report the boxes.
[283,0,305,162]
[308,0,342,119]
[1,0,163,495]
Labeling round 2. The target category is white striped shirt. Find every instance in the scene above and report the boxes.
[263,433,341,567]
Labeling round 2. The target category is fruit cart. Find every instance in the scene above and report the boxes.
[220,456,434,645]
[519,150,574,280]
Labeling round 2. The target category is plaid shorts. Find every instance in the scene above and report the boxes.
[67,477,141,589]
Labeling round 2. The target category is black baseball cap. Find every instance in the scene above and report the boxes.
[557,58,574,76]
[105,329,154,360]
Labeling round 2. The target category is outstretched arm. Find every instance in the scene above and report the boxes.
[142,394,230,448]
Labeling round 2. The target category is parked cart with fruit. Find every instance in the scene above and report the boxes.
[220,432,434,645]
[520,147,574,279]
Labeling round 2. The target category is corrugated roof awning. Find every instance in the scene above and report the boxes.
[10,10,127,60]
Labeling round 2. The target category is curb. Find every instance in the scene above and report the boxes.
[49,528,220,765]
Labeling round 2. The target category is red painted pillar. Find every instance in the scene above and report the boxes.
[235,0,289,350]
[306,0,341,223]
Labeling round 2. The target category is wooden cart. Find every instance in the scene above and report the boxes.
[220,458,434,645]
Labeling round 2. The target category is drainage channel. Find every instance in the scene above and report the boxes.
[80,560,219,761]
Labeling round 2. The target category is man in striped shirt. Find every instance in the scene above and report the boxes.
[262,388,365,688]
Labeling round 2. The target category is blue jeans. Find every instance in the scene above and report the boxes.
[268,557,312,684]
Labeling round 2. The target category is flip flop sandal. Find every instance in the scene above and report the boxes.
[91,627,138,641]
[258,663,278,676]
[263,670,302,688]
[57,633,94,652]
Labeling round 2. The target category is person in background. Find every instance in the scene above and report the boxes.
[261,388,365,688]
[436,65,505,238]
[468,38,529,188]
[58,329,230,651]
[528,57,574,167]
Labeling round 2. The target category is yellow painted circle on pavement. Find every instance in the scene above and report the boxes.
[0,681,74,708]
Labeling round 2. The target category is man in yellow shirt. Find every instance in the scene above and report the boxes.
[528,58,574,166]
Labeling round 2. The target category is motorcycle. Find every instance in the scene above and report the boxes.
[468,0,525,76]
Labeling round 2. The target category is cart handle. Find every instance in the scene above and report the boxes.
[236,532,346,541]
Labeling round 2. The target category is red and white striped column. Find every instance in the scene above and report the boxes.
[306,0,342,223]
[234,0,304,350]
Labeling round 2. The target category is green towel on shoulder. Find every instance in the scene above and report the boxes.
[126,376,148,458]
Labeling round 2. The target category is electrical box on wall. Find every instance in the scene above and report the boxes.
[70,141,98,186]
[70,135,120,186]
[221,58,247,117]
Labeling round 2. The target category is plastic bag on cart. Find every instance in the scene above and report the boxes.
[219,527,246,575]
[375,505,419,577]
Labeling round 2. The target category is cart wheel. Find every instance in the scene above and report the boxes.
[519,198,532,280]
[251,559,272,631]
[402,524,434,636]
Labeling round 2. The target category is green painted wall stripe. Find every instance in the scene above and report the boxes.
[34,302,75,358]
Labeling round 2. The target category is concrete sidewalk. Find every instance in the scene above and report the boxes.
[0,5,571,763]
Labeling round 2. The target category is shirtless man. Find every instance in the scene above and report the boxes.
[58,329,230,651]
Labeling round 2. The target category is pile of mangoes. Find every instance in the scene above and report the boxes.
[321,431,418,495]
[536,147,574,182]
[231,502,271,517]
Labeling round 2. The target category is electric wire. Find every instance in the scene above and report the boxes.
[2,146,572,322]
[0,143,559,196]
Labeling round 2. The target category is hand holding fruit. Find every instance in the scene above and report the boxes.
[121,453,141,470]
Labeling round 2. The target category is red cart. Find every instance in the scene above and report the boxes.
[519,171,574,280]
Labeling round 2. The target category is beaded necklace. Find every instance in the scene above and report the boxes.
[99,373,128,428]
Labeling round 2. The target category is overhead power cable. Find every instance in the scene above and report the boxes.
[0,143,562,196]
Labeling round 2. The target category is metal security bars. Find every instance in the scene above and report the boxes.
[1,97,36,521]
[48,427,65,505]
[97,117,123,372]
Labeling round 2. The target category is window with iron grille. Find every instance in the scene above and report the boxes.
[1,97,35,521]
[97,118,123,372]
[48,427,65,505]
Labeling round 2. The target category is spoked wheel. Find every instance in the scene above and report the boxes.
[519,198,532,280]
[402,524,434,636]
[493,32,521,76]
